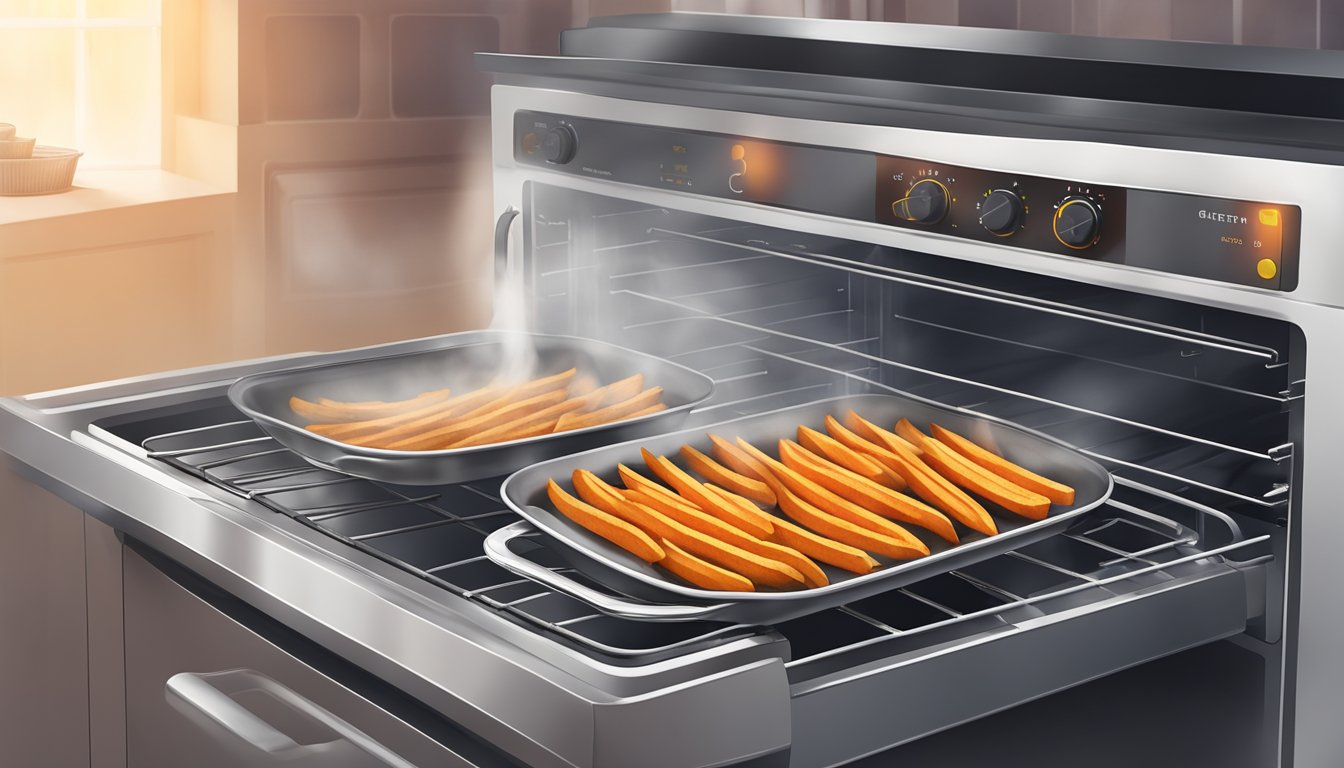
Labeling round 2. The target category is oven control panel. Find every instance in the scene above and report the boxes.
[514,111,1300,291]
[873,157,1127,262]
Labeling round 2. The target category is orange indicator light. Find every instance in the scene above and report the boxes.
[731,144,746,161]
[1257,258,1278,280]
[1259,209,1280,227]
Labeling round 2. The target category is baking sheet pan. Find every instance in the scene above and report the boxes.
[228,331,715,485]
[492,393,1113,624]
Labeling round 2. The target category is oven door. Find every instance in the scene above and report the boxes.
[510,180,1292,767]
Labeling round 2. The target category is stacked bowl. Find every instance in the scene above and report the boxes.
[0,123,82,195]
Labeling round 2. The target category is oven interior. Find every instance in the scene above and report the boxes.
[523,180,1297,646]
[527,183,1299,520]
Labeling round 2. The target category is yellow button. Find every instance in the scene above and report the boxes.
[1257,258,1278,280]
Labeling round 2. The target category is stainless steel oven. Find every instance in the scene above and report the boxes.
[2,13,1339,768]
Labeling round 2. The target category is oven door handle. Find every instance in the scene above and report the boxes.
[166,669,417,768]
[493,205,520,285]
[484,521,735,622]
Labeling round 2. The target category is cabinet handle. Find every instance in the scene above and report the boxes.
[167,669,418,767]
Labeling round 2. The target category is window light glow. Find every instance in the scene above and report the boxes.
[0,0,162,168]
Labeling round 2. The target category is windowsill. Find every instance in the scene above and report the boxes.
[0,168,233,227]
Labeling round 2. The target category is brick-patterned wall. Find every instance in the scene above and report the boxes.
[642,0,1344,49]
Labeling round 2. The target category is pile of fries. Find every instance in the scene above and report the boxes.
[546,411,1076,592]
[290,369,666,451]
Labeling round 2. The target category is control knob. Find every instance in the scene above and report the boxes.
[1052,196,1102,249]
[895,178,950,224]
[979,189,1024,236]
[542,124,578,165]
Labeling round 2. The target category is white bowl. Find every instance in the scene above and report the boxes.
[0,136,36,159]
[0,146,82,195]
[0,123,14,140]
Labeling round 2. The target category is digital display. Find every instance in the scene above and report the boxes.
[1125,191,1298,289]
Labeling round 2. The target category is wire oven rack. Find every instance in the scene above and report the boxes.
[592,222,1299,516]
[119,394,1270,670]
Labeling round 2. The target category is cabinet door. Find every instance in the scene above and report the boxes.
[0,470,90,767]
[122,545,494,768]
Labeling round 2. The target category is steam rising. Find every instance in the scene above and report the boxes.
[489,269,541,384]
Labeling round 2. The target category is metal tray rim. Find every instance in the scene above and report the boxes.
[498,392,1114,604]
[227,330,716,460]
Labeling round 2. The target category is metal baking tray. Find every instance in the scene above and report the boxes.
[488,393,1113,624]
[228,330,715,485]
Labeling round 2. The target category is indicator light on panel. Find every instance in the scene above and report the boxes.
[731,144,746,161]
[1257,258,1278,280]
[1259,209,1280,227]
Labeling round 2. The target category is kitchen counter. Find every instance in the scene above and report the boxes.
[0,168,231,228]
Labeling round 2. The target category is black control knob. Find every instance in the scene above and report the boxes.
[979,189,1024,236]
[895,179,950,224]
[1052,197,1102,249]
[541,124,578,164]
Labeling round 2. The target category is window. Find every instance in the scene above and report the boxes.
[0,0,162,168]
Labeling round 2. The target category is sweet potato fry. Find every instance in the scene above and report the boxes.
[825,415,998,537]
[892,419,1037,521]
[621,487,703,519]
[568,374,601,397]
[444,388,609,449]
[444,415,559,448]
[797,425,905,490]
[504,367,579,400]
[306,385,502,441]
[617,464,693,508]
[573,471,802,588]
[844,410,922,456]
[895,419,1051,519]
[591,373,645,409]
[930,423,1076,506]
[703,484,878,574]
[382,389,568,451]
[716,444,926,561]
[451,369,577,424]
[322,367,574,446]
[657,539,755,592]
[733,438,928,553]
[291,388,453,422]
[680,444,776,505]
[554,387,664,432]
[773,482,926,561]
[546,479,664,563]
[918,436,1052,520]
[707,434,769,480]
[892,417,929,450]
[779,439,958,543]
[629,488,827,588]
[641,449,775,538]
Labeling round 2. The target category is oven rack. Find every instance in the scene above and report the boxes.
[614,294,1292,511]
[134,412,756,663]
[777,485,1269,679]
[124,395,1269,670]
[645,226,1291,372]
